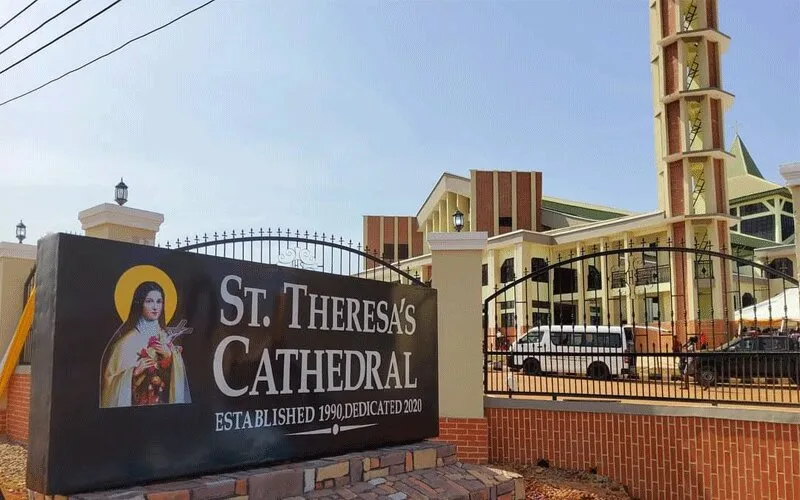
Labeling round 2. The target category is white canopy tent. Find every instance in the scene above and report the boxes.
[734,287,800,328]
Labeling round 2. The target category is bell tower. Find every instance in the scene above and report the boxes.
[649,0,735,344]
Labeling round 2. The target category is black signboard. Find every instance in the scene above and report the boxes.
[27,233,438,495]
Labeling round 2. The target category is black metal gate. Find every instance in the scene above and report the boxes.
[483,242,800,407]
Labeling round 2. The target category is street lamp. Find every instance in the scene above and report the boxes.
[452,209,464,232]
[115,178,128,206]
[15,220,26,243]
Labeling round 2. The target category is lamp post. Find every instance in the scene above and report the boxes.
[452,209,464,232]
[15,220,26,243]
[115,178,128,206]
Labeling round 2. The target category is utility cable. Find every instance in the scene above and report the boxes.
[0,0,85,58]
[0,0,124,78]
[0,0,219,109]
[0,0,38,32]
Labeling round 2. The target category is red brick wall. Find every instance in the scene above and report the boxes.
[664,43,679,95]
[497,172,512,234]
[474,171,494,236]
[708,42,719,88]
[668,161,684,215]
[710,99,721,149]
[382,217,394,260]
[714,159,726,213]
[487,407,800,500]
[5,372,30,444]
[666,101,682,154]
[515,172,532,231]
[707,0,718,31]
[660,0,675,37]
[534,172,542,231]
[411,219,423,258]
[365,216,381,267]
[0,406,6,434]
[435,417,488,465]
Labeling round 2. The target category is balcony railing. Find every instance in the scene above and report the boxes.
[635,265,672,286]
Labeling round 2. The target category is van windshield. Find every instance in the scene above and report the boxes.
[519,330,543,344]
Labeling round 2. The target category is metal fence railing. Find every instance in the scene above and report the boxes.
[486,336,800,407]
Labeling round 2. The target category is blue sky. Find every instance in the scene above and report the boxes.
[0,0,798,248]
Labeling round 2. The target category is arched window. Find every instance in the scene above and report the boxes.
[767,258,793,279]
[742,293,755,308]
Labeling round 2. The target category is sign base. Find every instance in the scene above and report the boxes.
[26,439,524,499]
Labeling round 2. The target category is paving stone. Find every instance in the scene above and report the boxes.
[349,457,364,483]
[388,464,406,476]
[387,493,407,500]
[363,468,388,481]
[412,448,436,470]
[190,477,237,500]
[379,452,406,468]
[317,461,350,482]
[304,469,316,493]
[367,478,386,486]
[437,444,457,458]
[495,480,514,496]
[234,478,248,496]
[145,491,190,500]
[248,468,303,500]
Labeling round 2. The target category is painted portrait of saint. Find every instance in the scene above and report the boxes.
[100,265,192,408]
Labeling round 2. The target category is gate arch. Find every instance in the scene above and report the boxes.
[165,227,429,287]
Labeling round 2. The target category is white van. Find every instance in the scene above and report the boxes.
[506,325,634,380]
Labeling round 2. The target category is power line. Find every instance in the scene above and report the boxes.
[0,0,124,78]
[0,0,85,58]
[0,0,38,32]
[0,0,219,109]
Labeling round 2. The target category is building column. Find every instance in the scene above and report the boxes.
[600,239,610,326]
[623,236,634,326]
[779,162,800,328]
[576,244,586,325]
[429,231,489,464]
[779,163,800,284]
[0,242,37,441]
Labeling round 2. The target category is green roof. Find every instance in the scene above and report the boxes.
[735,135,764,178]
[730,187,791,205]
[541,199,628,221]
[730,232,778,250]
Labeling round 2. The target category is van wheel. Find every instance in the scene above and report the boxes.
[697,365,717,387]
[523,359,541,376]
[587,362,610,380]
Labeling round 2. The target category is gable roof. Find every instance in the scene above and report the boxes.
[540,196,634,222]
[730,232,779,250]
[727,134,783,200]
[729,134,764,178]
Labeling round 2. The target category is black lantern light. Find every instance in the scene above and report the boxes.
[15,220,26,243]
[115,178,128,206]
[452,208,464,232]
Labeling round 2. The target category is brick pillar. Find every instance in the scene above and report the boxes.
[428,231,488,464]
[78,203,164,245]
[0,242,36,442]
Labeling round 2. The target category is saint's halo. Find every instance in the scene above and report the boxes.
[114,265,178,324]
